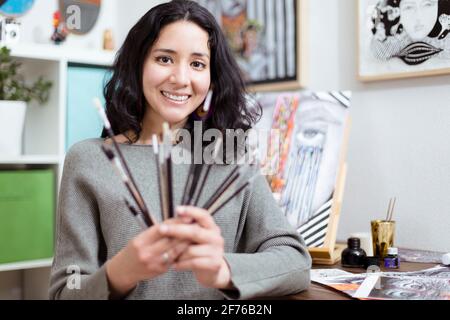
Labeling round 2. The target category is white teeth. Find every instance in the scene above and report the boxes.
[162,91,189,102]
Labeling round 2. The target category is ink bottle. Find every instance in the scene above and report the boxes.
[384,247,400,269]
[341,237,367,268]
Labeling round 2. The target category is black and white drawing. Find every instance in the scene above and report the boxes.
[359,0,450,80]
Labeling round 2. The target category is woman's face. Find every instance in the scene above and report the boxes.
[400,0,438,41]
[142,21,211,126]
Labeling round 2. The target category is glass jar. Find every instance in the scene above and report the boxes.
[341,237,367,268]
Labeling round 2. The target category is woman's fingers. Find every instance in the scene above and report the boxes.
[176,244,220,262]
[174,257,221,272]
[134,217,192,247]
[159,223,222,245]
[132,224,161,247]
[176,206,217,230]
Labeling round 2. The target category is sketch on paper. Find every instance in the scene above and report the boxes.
[359,0,450,80]
[195,0,299,86]
[312,266,450,300]
[253,91,350,248]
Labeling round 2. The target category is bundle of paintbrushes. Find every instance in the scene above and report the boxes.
[93,98,261,229]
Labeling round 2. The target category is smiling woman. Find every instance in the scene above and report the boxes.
[141,21,211,130]
[49,0,311,300]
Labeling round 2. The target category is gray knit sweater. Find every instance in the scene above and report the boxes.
[49,138,311,300]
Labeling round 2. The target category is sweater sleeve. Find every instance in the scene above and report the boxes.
[221,174,312,300]
[49,143,111,299]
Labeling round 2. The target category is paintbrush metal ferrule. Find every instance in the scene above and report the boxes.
[125,198,150,229]
[102,145,129,182]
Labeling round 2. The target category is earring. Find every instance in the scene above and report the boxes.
[193,89,213,120]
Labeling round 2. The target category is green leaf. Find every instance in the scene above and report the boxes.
[0,46,52,104]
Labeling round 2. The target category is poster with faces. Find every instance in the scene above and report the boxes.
[358,0,450,80]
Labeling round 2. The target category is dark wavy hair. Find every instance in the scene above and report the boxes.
[102,0,261,143]
[371,0,403,39]
[429,0,450,39]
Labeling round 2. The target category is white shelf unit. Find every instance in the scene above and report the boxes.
[0,258,53,272]
[0,44,115,298]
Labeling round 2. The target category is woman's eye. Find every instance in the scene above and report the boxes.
[157,56,173,64]
[191,61,206,69]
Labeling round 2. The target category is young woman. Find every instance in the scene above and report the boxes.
[49,0,311,300]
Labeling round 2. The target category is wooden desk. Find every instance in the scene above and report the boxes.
[288,262,438,300]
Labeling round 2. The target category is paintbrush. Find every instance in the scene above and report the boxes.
[101,144,156,227]
[124,198,149,229]
[163,122,175,219]
[201,165,241,209]
[191,136,223,206]
[152,134,166,222]
[93,97,153,224]
[207,173,259,216]
[182,130,203,206]
[388,197,396,221]
[385,198,393,221]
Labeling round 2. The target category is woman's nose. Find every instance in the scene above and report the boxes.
[169,65,190,86]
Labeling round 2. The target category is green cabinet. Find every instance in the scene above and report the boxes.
[0,170,54,264]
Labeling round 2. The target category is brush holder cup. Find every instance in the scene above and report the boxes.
[371,220,395,259]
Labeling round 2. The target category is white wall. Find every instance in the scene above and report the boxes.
[116,0,166,48]
[308,0,450,253]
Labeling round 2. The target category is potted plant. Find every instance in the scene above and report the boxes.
[0,46,52,156]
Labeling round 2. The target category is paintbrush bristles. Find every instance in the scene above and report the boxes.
[203,90,213,112]
[92,98,111,129]
[213,137,223,160]
[152,134,159,154]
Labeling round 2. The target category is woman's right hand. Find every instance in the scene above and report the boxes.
[105,217,191,298]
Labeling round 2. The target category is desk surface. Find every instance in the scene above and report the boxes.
[288,262,438,300]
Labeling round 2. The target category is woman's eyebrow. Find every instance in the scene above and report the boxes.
[153,48,177,54]
[153,48,209,59]
[192,52,210,60]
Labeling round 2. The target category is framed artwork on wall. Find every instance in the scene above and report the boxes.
[358,0,450,81]
[253,90,351,264]
[195,0,308,91]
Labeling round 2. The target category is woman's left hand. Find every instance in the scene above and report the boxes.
[159,206,233,289]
